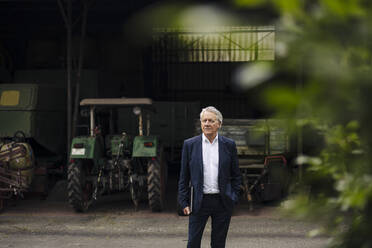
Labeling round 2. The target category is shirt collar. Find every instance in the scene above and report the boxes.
[202,133,219,144]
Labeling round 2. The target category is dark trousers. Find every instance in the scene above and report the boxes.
[187,194,232,248]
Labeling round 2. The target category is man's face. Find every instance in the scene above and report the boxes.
[201,111,221,138]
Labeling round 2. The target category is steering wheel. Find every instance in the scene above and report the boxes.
[13,130,26,143]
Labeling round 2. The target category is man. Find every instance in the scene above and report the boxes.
[178,106,242,248]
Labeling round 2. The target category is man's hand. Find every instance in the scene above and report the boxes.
[183,206,191,215]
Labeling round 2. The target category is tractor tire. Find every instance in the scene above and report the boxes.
[67,160,92,212]
[147,157,167,212]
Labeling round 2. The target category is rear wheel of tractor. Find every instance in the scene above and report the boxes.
[264,162,290,201]
[147,153,167,212]
[67,160,92,212]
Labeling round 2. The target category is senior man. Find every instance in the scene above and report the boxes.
[178,106,241,248]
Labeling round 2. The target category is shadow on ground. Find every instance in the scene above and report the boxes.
[1,168,280,217]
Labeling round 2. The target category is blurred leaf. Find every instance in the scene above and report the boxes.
[321,0,366,17]
[251,0,372,245]
[178,5,238,29]
[234,62,274,90]
[308,228,325,238]
[273,0,304,17]
[234,0,267,7]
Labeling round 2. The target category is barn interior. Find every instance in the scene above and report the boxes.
[0,0,285,160]
[0,0,280,114]
[0,0,310,212]
[0,0,296,163]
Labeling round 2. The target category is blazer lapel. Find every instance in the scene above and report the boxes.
[198,135,203,177]
[218,135,224,173]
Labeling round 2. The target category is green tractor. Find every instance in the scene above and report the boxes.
[68,98,167,212]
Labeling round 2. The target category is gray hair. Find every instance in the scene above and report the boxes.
[200,106,223,125]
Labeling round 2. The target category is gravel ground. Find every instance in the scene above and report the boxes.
[0,179,329,248]
[0,201,328,248]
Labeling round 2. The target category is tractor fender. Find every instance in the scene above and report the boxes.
[70,136,104,159]
[132,136,158,157]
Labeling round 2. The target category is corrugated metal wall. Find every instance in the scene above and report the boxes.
[152,26,275,62]
[150,26,275,118]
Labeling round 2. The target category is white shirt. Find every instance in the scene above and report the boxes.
[202,133,220,194]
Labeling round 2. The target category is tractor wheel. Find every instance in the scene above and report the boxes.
[67,160,93,212]
[130,173,144,210]
[147,155,167,212]
[261,162,290,201]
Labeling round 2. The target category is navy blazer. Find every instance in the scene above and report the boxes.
[178,134,242,214]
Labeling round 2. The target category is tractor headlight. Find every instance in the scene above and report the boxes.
[133,106,141,116]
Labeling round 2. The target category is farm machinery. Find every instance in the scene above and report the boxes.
[68,98,167,212]
[196,118,292,209]
[220,119,292,209]
[0,84,65,211]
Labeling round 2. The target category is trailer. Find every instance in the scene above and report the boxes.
[196,119,293,209]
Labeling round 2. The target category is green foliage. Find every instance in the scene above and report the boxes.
[236,0,372,247]
[320,0,365,18]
